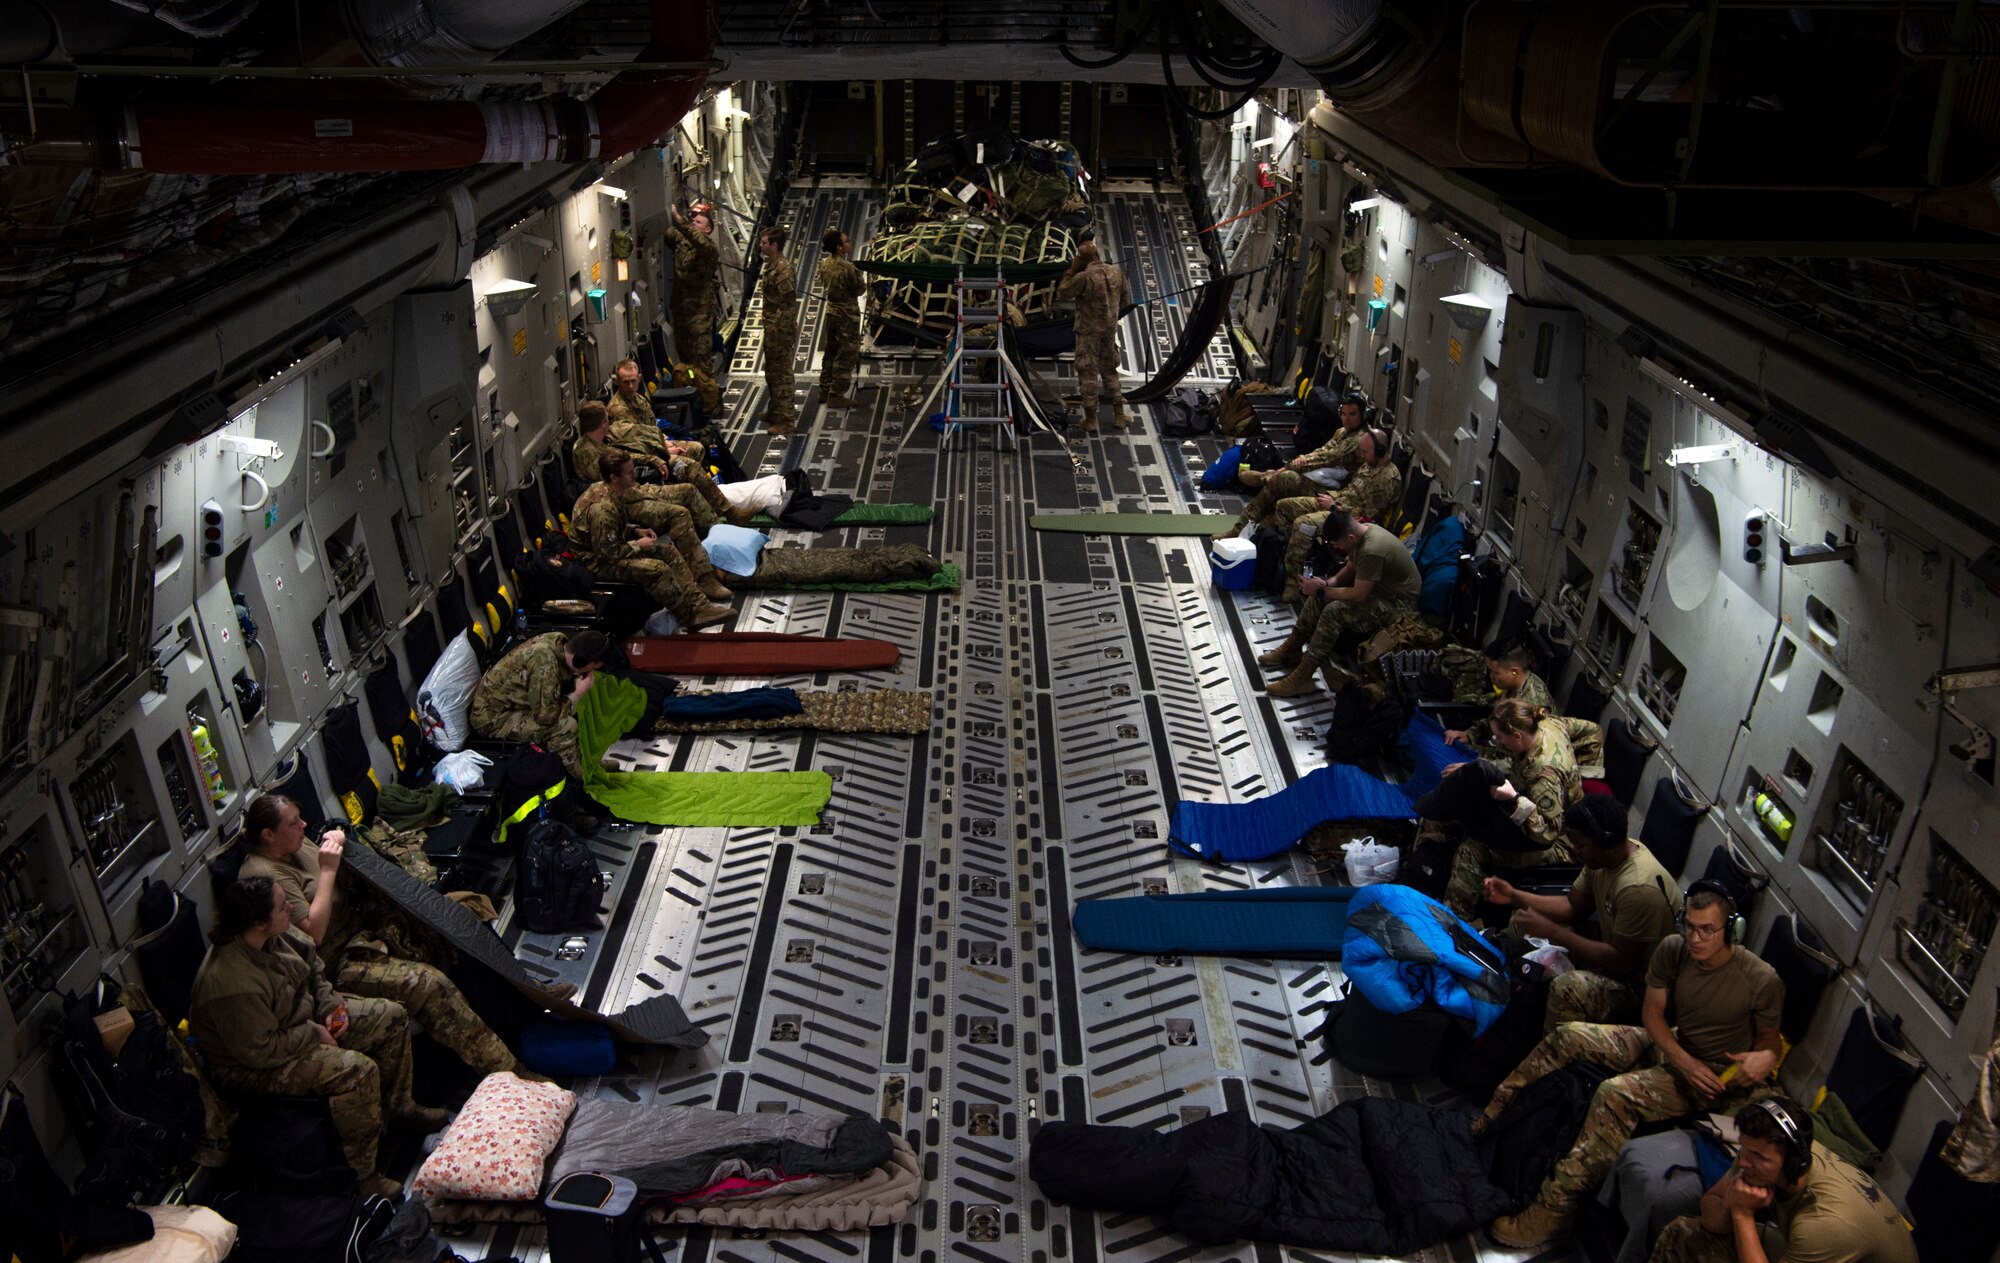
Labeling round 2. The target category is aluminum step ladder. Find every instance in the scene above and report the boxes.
[942,268,1016,451]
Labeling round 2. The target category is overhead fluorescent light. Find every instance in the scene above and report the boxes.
[480,277,537,319]
[1251,135,1283,149]
[594,183,628,201]
[1349,196,1385,212]
[1664,442,1737,468]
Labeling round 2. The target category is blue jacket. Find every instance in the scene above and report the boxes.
[1341,885,1510,1034]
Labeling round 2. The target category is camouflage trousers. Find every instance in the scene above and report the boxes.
[619,492,723,568]
[1074,330,1124,418]
[1297,593,1410,667]
[604,556,704,626]
[764,309,799,421]
[1481,1022,1767,1212]
[332,938,516,1077]
[469,700,584,782]
[1648,1214,1785,1263]
[1445,835,1571,918]
[820,313,861,399]
[1241,470,1323,522]
[673,304,714,378]
[1546,968,1643,1030]
[674,465,734,524]
[204,995,413,1181]
[1282,507,1332,583]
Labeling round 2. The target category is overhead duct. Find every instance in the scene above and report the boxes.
[341,0,595,69]
[21,0,709,174]
[1215,0,1450,111]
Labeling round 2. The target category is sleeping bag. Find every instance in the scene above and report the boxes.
[1341,885,1511,1036]
[731,543,944,589]
[1031,1097,1514,1253]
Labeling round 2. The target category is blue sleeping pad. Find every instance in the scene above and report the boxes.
[1168,713,1458,862]
[1072,887,1357,956]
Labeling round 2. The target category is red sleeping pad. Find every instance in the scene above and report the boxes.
[623,632,901,675]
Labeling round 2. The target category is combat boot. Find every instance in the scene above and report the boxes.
[1488,1201,1574,1249]
[1320,660,1354,692]
[1265,659,1324,699]
[698,575,734,601]
[765,418,795,437]
[1112,408,1131,430]
[691,600,736,628]
[1257,627,1306,670]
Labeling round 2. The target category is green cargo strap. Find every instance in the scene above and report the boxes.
[496,777,565,844]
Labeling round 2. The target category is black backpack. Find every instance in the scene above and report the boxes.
[1323,684,1412,765]
[1322,982,1454,1080]
[129,880,205,1029]
[54,980,207,1205]
[1239,434,1284,471]
[1295,386,1341,455]
[212,1191,398,1263]
[1481,1060,1612,1207]
[1439,958,1553,1098]
[494,744,573,844]
[514,543,595,609]
[515,817,607,934]
[1160,387,1216,437]
[1249,527,1288,593]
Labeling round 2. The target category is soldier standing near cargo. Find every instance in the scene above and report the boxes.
[1058,234,1131,432]
[190,876,445,1199]
[467,629,612,783]
[668,204,721,379]
[759,227,800,434]
[238,794,528,1080]
[816,228,867,408]
[570,455,735,631]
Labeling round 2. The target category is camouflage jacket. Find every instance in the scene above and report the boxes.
[1335,460,1403,521]
[668,212,719,311]
[471,631,576,734]
[574,430,659,482]
[1464,671,1555,749]
[1299,423,1366,473]
[605,390,663,442]
[1059,261,1130,337]
[570,484,649,571]
[818,256,867,316]
[760,252,798,323]
[1505,717,1585,849]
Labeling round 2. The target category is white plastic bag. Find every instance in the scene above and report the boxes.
[416,631,481,752]
[1342,836,1401,886]
[1525,939,1575,976]
[433,749,494,794]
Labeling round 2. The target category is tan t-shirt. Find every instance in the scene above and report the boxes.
[1573,843,1681,983]
[1349,524,1421,605]
[239,840,357,956]
[1644,935,1784,1066]
[1771,1142,1918,1263]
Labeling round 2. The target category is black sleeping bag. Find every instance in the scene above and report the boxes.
[1031,1097,1515,1254]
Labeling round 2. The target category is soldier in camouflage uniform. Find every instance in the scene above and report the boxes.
[1058,237,1131,432]
[1442,698,1586,916]
[468,629,610,782]
[1227,397,1368,504]
[569,455,734,629]
[1481,888,1785,1249]
[758,227,800,433]
[575,459,732,596]
[1279,431,1404,597]
[238,794,523,1083]
[605,358,657,439]
[817,228,867,407]
[574,406,735,525]
[1445,639,1555,751]
[1263,513,1422,698]
[667,205,721,378]
[190,877,443,1198]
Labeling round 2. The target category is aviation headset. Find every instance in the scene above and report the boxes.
[1749,1096,1813,1182]
[1342,393,1377,426]
[1677,879,1746,944]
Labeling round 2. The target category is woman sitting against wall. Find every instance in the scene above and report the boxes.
[237,794,533,1082]
[189,876,446,1197]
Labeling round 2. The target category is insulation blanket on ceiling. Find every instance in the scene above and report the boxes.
[339,837,705,1048]
[1071,887,1357,956]
[1168,714,1456,861]
[577,675,832,827]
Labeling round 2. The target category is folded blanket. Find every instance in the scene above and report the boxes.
[576,676,831,826]
[749,502,935,528]
[654,689,930,735]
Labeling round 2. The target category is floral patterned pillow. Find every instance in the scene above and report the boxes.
[412,1072,576,1201]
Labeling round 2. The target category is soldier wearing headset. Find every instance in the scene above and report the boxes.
[1650,1094,1917,1263]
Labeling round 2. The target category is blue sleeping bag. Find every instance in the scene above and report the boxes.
[1169,713,1458,862]
[1341,885,1510,1035]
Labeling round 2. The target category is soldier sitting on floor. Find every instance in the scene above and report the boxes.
[1478,882,1785,1250]
[190,876,448,1198]
[239,794,551,1082]
[467,628,610,784]
[1480,795,1681,1028]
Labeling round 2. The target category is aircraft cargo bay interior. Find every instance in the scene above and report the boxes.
[2,4,1999,1263]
